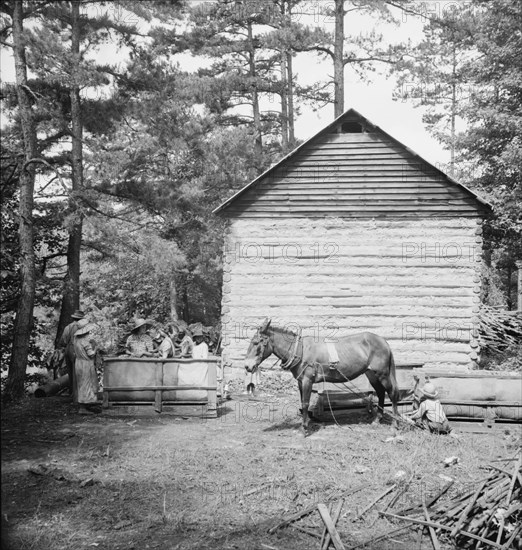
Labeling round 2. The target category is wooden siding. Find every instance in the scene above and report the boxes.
[223,131,484,218]
[220,218,482,370]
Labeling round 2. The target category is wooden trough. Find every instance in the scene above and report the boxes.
[313,366,522,423]
[102,356,218,417]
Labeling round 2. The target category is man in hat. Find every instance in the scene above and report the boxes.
[58,309,85,402]
[73,319,101,415]
[192,325,208,359]
[125,319,155,357]
[407,382,451,434]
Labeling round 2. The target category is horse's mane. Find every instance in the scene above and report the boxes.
[266,324,296,338]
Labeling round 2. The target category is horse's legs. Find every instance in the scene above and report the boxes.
[378,375,400,428]
[301,376,313,434]
[365,370,386,424]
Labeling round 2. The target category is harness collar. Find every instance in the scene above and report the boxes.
[280,328,302,370]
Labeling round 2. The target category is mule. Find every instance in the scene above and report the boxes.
[244,319,400,434]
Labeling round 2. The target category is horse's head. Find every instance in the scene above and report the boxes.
[244,318,272,373]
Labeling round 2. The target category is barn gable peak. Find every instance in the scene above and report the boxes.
[214,108,490,218]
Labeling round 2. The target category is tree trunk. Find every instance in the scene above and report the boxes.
[55,0,83,345]
[247,19,262,159]
[450,45,457,177]
[5,0,38,401]
[280,49,289,151]
[169,279,179,321]
[287,51,295,147]
[334,0,345,118]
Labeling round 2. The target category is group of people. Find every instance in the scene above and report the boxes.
[124,318,209,359]
[58,311,211,415]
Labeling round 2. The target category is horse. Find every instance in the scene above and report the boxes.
[244,318,400,434]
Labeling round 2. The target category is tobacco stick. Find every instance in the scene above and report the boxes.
[317,503,345,550]
[356,484,396,520]
[268,485,367,535]
[292,524,322,539]
[320,503,332,549]
[322,499,345,550]
[422,496,441,550]
[450,477,490,538]
[496,455,521,545]
[500,524,521,550]
[346,525,415,550]
[396,480,453,516]
[379,511,504,549]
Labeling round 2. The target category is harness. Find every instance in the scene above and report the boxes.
[280,328,302,370]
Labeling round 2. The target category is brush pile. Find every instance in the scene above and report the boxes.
[381,456,521,549]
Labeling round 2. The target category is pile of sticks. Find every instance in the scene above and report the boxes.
[478,305,522,354]
[379,456,521,550]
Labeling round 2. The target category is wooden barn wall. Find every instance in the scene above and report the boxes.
[224,132,485,218]
[220,217,483,372]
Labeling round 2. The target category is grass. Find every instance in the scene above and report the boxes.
[1,394,521,550]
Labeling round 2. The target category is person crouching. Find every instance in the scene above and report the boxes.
[408,382,451,434]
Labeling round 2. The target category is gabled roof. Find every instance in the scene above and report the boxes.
[213,107,491,215]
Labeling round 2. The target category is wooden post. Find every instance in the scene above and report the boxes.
[517,261,522,311]
[154,361,163,413]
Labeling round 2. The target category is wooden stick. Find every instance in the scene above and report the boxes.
[356,484,396,520]
[267,485,367,534]
[320,503,331,549]
[385,474,415,513]
[317,503,346,550]
[485,464,522,486]
[450,477,490,538]
[496,455,521,545]
[346,525,416,550]
[500,524,521,550]
[322,499,345,550]
[397,480,454,517]
[422,495,441,550]
[292,524,322,539]
[379,511,504,549]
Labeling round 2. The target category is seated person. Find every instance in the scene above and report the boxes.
[149,327,175,358]
[192,326,209,359]
[125,319,155,357]
[406,382,451,434]
[178,326,194,358]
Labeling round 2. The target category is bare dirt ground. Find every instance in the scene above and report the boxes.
[2,391,521,550]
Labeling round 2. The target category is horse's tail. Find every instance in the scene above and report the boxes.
[388,350,400,405]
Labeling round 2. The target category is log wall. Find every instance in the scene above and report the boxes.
[220,217,483,371]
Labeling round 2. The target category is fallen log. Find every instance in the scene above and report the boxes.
[34,374,69,398]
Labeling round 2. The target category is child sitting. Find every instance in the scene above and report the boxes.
[408,382,451,434]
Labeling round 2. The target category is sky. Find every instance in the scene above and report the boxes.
[0,1,451,169]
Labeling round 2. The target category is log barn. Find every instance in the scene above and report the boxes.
[214,109,490,374]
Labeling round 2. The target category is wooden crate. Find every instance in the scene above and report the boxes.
[102,357,218,417]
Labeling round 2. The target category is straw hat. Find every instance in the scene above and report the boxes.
[75,321,96,337]
[131,318,151,332]
[420,382,438,399]
[71,310,85,319]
